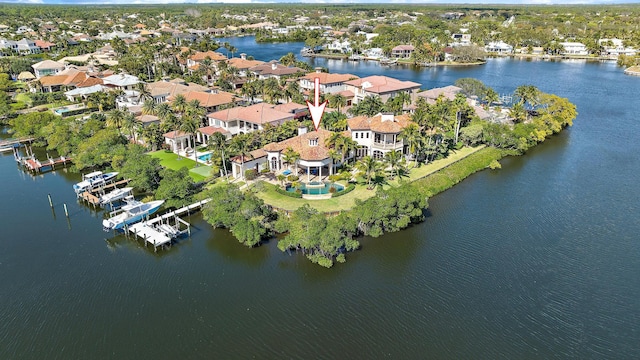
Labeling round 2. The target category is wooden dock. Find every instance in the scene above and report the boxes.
[0,137,34,148]
[123,198,210,251]
[78,179,131,207]
[14,147,72,173]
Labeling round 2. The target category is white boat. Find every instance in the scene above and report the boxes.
[102,199,165,231]
[0,146,14,153]
[99,187,133,205]
[73,171,118,194]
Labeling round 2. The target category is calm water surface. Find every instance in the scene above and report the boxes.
[1,40,640,359]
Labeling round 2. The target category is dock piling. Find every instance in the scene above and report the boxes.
[63,203,69,217]
[48,194,53,207]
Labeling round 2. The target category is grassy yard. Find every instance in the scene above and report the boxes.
[255,145,488,213]
[149,150,210,182]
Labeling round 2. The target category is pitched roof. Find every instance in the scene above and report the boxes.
[146,80,208,98]
[345,76,421,94]
[102,73,140,87]
[17,71,35,80]
[34,40,56,48]
[347,113,412,133]
[392,45,415,51]
[77,76,103,88]
[39,74,70,86]
[136,114,160,123]
[163,130,190,138]
[32,59,65,70]
[300,72,359,84]
[263,128,334,161]
[227,57,265,70]
[178,90,238,108]
[231,148,267,163]
[249,61,304,76]
[207,103,294,125]
[189,51,227,62]
[198,126,230,136]
[417,85,462,101]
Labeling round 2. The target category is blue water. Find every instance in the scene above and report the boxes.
[287,181,344,195]
[198,153,212,161]
[2,39,640,359]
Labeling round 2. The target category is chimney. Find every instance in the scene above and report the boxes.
[380,112,395,122]
[240,53,246,60]
[315,67,322,73]
[297,125,308,136]
[271,63,278,70]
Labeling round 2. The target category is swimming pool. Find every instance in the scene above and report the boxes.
[286,182,344,195]
[198,153,213,162]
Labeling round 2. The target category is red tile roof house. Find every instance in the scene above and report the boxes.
[249,60,306,81]
[205,102,295,137]
[229,127,339,182]
[391,45,415,59]
[347,113,412,159]
[299,69,359,98]
[344,75,421,104]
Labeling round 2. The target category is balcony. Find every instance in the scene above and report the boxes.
[372,141,403,150]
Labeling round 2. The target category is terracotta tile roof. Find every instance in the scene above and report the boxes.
[272,102,309,115]
[178,90,238,108]
[207,103,294,125]
[231,148,267,163]
[338,90,355,98]
[190,51,227,62]
[39,74,69,86]
[136,114,159,123]
[347,113,412,133]
[392,45,415,51]
[263,128,334,161]
[147,81,209,98]
[198,126,230,136]
[34,40,56,48]
[249,61,304,77]
[163,130,190,138]
[77,76,103,88]
[227,57,265,70]
[62,70,87,86]
[417,85,462,101]
[345,76,421,94]
[300,72,359,84]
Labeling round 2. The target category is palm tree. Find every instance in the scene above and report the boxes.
[136,82,151,103]
[399,123,423,166]
[184,99,206,164]
[107,109,126,135]
[356,156,383,189]
[230,134,252,180]
[328,149,341,174]
[514,84,540,109]
[262,78,282,104]
[328,93,347,113]
[284,81,301,102]
[208,132,229,178]
[279,52,297,66]
[122,112,138,143]
[282,147,300,175]
[339,137,358,164]
[172,94,188,115]
[484,88,500,107]
[509,102,527,123]
[384,150,406,179]
[142,98,156,115]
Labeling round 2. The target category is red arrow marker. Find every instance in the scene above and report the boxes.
[306,77,327,131]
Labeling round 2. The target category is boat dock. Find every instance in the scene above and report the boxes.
[78,179,130,207]
[14,147,72,173]
[0,137,34,148]
[123,199,210,251]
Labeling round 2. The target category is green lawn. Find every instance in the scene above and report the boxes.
[255,145,487,213]
[14,93,32,106]
[149,150,210,182]
[256,182,377,213]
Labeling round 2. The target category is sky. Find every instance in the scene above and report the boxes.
[3,0,640,4]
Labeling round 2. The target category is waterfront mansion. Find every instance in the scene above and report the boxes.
[229,112,411,179]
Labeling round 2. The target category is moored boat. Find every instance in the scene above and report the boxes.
[73,171,118,194]
[99,187,133,205]
[102,199,165,231]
